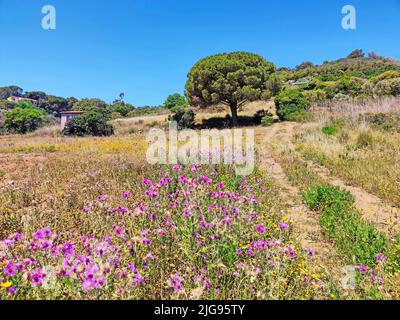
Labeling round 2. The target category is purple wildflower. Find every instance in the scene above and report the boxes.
[356,265,368,275]
[168,273,184,293]
[121,191,131,199]
[376,253,387,262]
[256,225,266,234]
[279,222,289,232]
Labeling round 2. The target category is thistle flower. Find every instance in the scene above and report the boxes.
[142,179,153,186]
[34,228,52,239]
[121,191,131,199]
[4,261,17,277]
[279,222,289,232]
[96,194,107,201]
[376,253,387,262]
[30,268,46,287]
[304,247,315,259]
[200,176,212,184]
[356,265,368,275]
[168,273,184,293]
[256,225,266,234]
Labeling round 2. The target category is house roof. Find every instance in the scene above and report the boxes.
[60,111,86,115]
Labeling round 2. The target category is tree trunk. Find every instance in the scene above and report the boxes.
[230,102,238,127]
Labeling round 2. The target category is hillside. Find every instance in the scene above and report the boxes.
[278,50,400,100]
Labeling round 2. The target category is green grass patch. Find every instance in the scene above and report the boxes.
[322,124,339,136]
[275,150,388,267]
[304,184,387,266]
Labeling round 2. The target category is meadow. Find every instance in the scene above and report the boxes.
[0,131,331,300]
[1,98,400,300]
[0,92,400,300]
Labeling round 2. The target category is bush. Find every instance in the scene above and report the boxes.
[163,93,188,110]
[303,89,326,102]
[3,102,46,134]
[0,99,16,110]
[168,107,195,129]
[373,80,392,96]
[253,109,273,124]
[109,102,135,117]
[63,111,114,136]
[322,124,339,136]
[304,184,355,211]
[110,112,123,120]
[261,116,274,126]
[284,109,311,122]
[275,89,310,121]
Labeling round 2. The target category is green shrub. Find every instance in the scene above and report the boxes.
[285,109,311,122]
[63,111,114,136]
[109,102,135,117]
[254,109,273,124]
[3,102,46,134]
[0,99,16,110]
[322,124,339,136]
[304,184,355,211]
[168,106,195,129]
[261,116,274,126]
[304,184,387,265]
[275,89,310,121]
[320,203,387,265]
[163,93,188,109]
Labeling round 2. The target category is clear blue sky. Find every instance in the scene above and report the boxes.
[0,0,399,106]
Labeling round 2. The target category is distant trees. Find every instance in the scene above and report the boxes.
[277,49,400,103]
[3,102,46,134]
[0,99,16,110]
[296,61,314,70]
[347,49,365,59]
[63,111,113,136]
[25,91,47,101]
[109,102,135,117]
[72,98,109,112]
[0,86,23,99]
[168,108,195,129]
[185,52,275,126]
[163,93,188,109]
[39,96,77,116]
[368,52,382,60]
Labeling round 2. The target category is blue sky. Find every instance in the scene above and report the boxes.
[0,0,399,106]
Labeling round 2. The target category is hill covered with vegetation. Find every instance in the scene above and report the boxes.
[278,49,400,101]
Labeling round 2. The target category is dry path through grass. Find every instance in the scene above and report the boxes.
[264,122,400,238]
[255,125,344,283]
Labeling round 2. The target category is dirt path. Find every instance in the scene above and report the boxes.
[255,125,344,282]
[264,122,400,238]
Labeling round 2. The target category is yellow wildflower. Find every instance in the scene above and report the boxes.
[1,281,12,288]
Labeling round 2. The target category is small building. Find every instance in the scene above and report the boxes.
[7,96,39,105]
[60,111,86,130]
[286,80,310,87]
